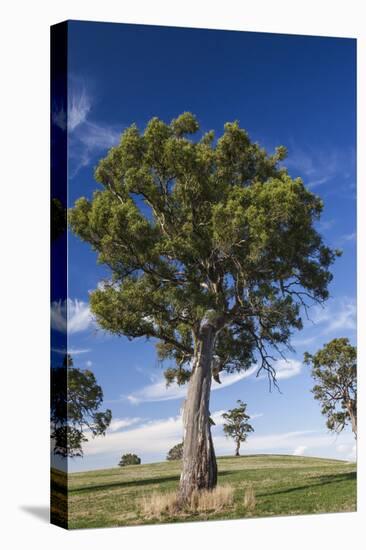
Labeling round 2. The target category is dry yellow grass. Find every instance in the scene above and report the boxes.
[243,483,256,511]
[141,491,179,518]
[190,485,234,512]
[141,484,234,519]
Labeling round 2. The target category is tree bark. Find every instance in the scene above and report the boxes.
[178,315,218,504]
[235,440,240,457]
[347,400,357,438]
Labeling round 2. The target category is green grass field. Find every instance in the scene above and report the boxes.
[52,454,356,529]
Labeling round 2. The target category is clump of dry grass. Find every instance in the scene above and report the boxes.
[190,485,234,512]
[243,483,256,511]
[141,491,179,518]
[141,485,234,518]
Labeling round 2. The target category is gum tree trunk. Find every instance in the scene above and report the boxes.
[235,440,240,457]
[178,316,218,504]
[347,400,357,438]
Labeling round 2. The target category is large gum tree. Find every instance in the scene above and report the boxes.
[69,113,338,504]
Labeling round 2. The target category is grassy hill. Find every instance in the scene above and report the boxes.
[52,454,356,529]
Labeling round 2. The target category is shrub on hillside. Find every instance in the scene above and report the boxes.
[118,453,141,467]
[166,442,184,461]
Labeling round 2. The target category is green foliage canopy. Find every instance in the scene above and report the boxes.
[69,113,338,386]
[304,338,357,436]
[222,400,254,444]
[118,453,141,467]
[167,442,184,461]
[51,354,112,457]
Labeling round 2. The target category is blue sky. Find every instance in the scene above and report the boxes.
[51,21,356,472]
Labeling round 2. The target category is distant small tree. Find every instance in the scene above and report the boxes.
[51,354,112,457]
[118,453,141,467]
[222,400,254,456]
[167,442,184,461]
[304,338,357,438]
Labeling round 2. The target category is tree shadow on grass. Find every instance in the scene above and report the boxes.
[69,470,355,497]
[70,469,236,494]
[70,474,182,494]
[259,471,356,498]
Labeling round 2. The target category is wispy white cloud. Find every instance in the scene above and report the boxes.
[52,347,91,355]
[325,301,356,334]
[68,87,91,131]
[308,176,330,189]
[311,298,356,335]
[52,105,67,131]
[291,335,318,348]
[108,417,143,433]
[337,231,357,246]
[55,81,123,177]
[343,232,356,242]
[51,298,93,335]
[316,218,335,232]
[127,357,304,405]
[286,148,335,188]
[69,125,121,178]
[255,358,303,383]
[273,359,302,380]
[52,80,91,132]
[126,367,257,405]
[76,120,120,149]
[292,298,356,353]
[80,411,356,466]
[250,413,264,420]
[84,414,184,456]
[286,145,355,191]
